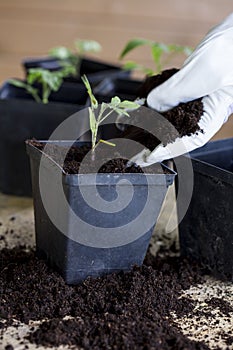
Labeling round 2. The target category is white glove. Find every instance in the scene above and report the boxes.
[131,13,233,167]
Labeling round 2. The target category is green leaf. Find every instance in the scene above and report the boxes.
[99,139,116,147]
[27,68,66,103]
[123,61,141,71]
[114,109,130,117]
[123,61,154,76]
[49,46,74,60]
[59,64,77,77]
[8,79,27,88]
[81,75,98,109]
[151,44,164,72]
[29,69,58,91]
[26,85,41,103]
[27,68,41,84]
[118,100,141,110]
[8,79,41,103]
[120,37,193,76]
[110,96,121,107]
[141,67,154,76]
[75,40,102,54]
[119,38,151,59]
[88,107,97,134]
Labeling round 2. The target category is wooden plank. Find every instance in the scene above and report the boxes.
[0,19,207,55]
[0,7,212,36]
[212,119,233,140]
[0,0,231,23]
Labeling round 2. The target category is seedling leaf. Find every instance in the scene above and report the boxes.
[89,107,97,134]
[99,139,116,147]
[120,38,193,74]
[81,76,141,153]
[49,46,74,60]
[110,96,121,106]
[118,100,141,110]
[8,79,41,103]
[81,74,98,109]
[75,39,102,54]
[119,38,151,59]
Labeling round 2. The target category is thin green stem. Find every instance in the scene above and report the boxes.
[29,89,41,103]
[42,81,50,104]
[99,109,114,124]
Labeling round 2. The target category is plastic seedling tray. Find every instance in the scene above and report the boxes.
[22,57,130,84]
[178,138,233,281]
[0,82,88,196]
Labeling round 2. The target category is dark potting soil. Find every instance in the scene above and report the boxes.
[29,140,169,175]
[122,69,204,151]
[0,246,211,350]
[205,297,233,317]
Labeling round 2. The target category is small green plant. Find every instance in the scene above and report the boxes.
[49,39,102,77]
[9,65,75,104]
[8,79,41,103]
[81,75,140,158]
[119,38,193,75]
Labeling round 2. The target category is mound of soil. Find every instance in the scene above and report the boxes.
[0,246,210,349]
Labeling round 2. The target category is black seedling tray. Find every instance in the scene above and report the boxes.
[1,79,88,105]
[0,82,88,196]
[178,138,233,281]
[22,57,130,85]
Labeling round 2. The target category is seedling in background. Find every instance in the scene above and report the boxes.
[49,39,102,77]
[119,38,193,75]
[81,75,140,159]
[9,65,76,104]
[8,79,41,103]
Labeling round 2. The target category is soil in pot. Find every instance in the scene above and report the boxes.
[30,140,170,175]
[0,245,211,350]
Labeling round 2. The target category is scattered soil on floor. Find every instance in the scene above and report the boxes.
[206,297,233,317]
[123,69,204,151]
[0,246,211,349]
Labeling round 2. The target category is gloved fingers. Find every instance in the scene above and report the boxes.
[128,148,152,168]
[132,88,233,165]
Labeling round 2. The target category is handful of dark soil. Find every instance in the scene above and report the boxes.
[123,69,204,151]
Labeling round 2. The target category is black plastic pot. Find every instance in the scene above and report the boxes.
[0,82,88,196]
[26,140,176,284]
[22,57,130,84]
[1,79,88,105]
[94,77,143,103]
[178,138,233,281]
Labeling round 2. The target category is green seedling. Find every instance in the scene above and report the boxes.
[81,75,140,159]
[8,79,41,103]
[119,38,193,75]
[9,65,75,104]
[49,39,102,77]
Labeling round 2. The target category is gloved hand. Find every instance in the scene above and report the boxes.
[130,13,233,167]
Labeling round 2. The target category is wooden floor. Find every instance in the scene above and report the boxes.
[0,0,232,139]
